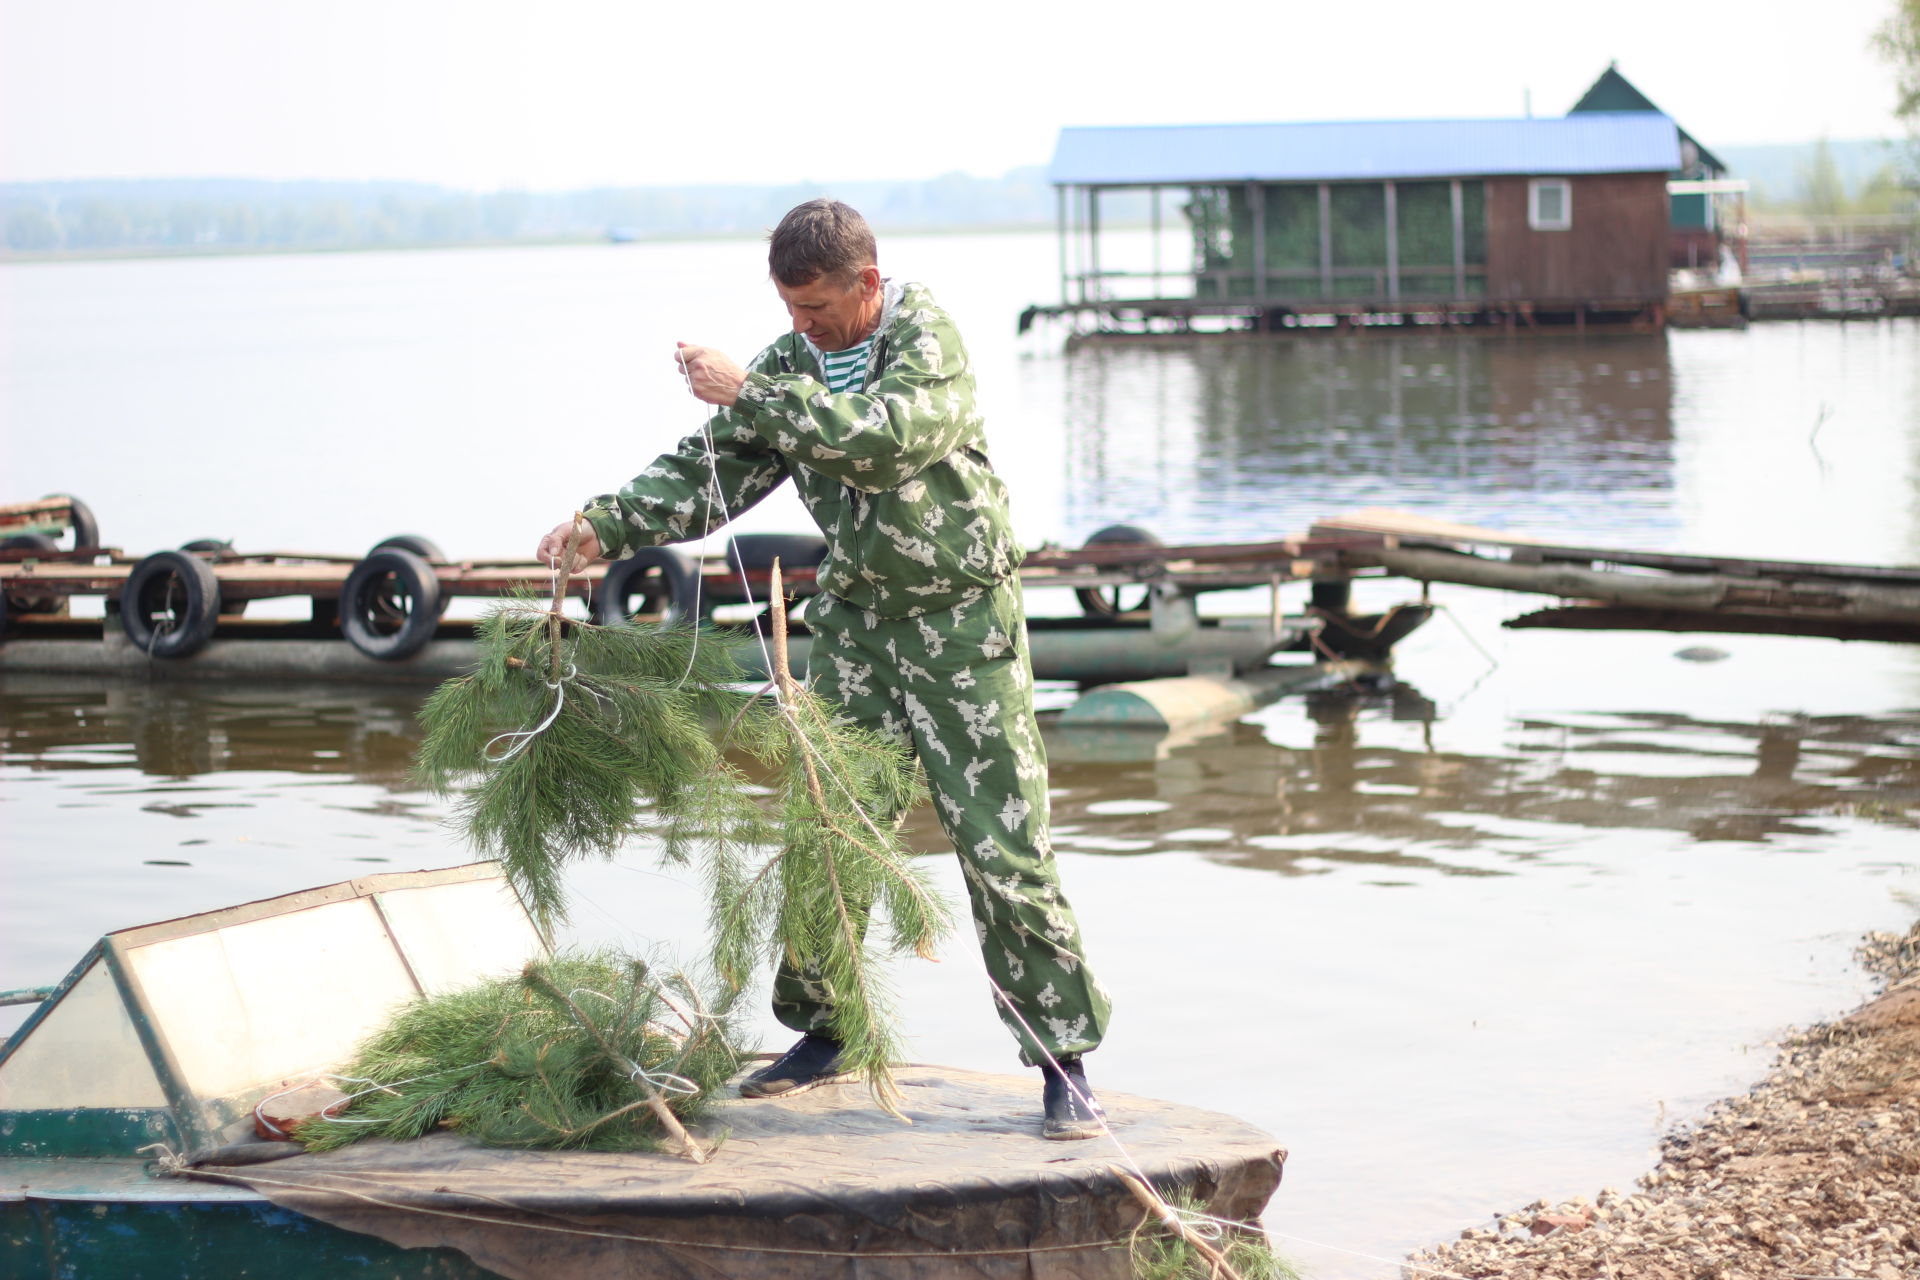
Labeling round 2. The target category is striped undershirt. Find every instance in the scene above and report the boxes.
[818,334,876,394]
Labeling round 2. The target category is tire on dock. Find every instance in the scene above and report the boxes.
[594,547,700,627]
[44,493,99,552]
[370,533,445,563]
[2,533,65,618]
[120,550,222,658]
[180,541,246,615]
[1074,524,1161,618]
[340,548,444,660]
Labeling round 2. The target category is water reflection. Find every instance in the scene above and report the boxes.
[0,676,423,786]
[980,690,1916,878]
[8,677,1913,869]
[1060,333,1677,543]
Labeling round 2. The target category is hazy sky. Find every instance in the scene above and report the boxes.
[2,0,1907,190]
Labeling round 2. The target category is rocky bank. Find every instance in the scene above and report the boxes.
[1403,921,1920,1280]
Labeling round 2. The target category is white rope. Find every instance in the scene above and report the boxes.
[311,1063,492,1124]
[596,343,1484,1280]
[674,347,777,684]
[982,982,1489,1278]
[565,987,701,1096]
[483,662,574,763]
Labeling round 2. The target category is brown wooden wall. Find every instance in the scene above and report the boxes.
[1484,173,1669,305]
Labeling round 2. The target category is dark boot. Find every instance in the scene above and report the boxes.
[739,1033,848,1098]
[1040,1055,1104,1141]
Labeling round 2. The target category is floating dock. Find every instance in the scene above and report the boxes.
[0,515,1430,685]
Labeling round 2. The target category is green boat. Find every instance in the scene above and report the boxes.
[1,863,536,1279]
[3,866,1288,1279]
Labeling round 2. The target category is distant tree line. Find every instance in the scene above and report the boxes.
[0,171,1071,258]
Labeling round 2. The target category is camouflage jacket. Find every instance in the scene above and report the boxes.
[582,281,1023,618]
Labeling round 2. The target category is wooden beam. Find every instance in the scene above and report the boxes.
[1088,186,1102,302]
[1450,179,1466,297]
[1384,180,1399,301]
[1249,181,1267,303]
[1057,185,1068,306]
[1507,605,1920,644]
[1150,185,1162,298]
[1309,508,1920,586]
[1341,545,1920,627]
[1318,183,1333,299]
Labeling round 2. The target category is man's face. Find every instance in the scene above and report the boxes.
[775,266,883,353]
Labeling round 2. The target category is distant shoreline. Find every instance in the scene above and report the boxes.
[0,221,1067,266]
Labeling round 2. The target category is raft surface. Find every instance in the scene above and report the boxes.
[188,1065,1286,1280]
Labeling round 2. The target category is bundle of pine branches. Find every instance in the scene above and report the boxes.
[415,565,951,1116]
[295,952,742,1159]
[415,599,775,927]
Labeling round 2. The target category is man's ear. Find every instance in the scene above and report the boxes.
[858,265,882,297]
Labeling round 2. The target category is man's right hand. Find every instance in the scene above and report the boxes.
[536,519,602,572]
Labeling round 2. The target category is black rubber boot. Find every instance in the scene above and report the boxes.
[739,1033,848,1098]
[1040,1055,1104,1141]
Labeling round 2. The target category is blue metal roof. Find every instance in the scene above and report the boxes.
[1047,114,1682,185]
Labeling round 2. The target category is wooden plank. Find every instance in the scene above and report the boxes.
[0,498,75,530]
[2,538,1371,606]
[1507,605,1920,645]
[1312,509,1920,586]
[1346,545,1920,626]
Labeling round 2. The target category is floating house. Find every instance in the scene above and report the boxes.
[1570,63,1743,271]
[1028,111,1684,333]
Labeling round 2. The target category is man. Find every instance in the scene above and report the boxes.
[537,199,1110,1140]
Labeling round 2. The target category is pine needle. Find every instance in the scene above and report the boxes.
[1124,1184,1300,1280]
[414,584,952,1113]
[295,951,743,1155]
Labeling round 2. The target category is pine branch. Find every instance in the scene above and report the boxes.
[295,952,742,1157]
[414,561,952,1116]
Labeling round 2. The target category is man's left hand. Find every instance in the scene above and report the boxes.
[676,342,746,407]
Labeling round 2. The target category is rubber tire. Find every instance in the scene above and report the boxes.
[1073,524,1162,618]
[120,550,221,658]
[1,533,62,617]
[177,540,245,612]
[726,533,829,571]
[594,547,701,627]
[370,536,451,616]
[44,494,99,551]
[371,534,445,563]
[340,548,444,660]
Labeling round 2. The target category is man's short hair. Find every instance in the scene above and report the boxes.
[768,199,876,288]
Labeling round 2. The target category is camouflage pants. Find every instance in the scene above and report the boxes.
[772,581,1112,1066]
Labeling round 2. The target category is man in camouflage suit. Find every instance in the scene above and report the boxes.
[537,200,1110,1139]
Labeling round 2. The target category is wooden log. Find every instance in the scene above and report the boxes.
[1506,605,1920,644]
[1346,546,1920,627]
[1310,509,1920,586]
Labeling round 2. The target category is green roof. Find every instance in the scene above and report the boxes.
[1569,65,1724,174]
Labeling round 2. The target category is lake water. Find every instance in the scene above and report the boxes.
[3,233,1918,1278]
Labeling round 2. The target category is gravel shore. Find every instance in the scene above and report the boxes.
[1403,920,1920,1280]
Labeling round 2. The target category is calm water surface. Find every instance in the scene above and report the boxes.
[3,235,1918,1277]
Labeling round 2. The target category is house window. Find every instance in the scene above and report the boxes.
[1529,179,1571,230]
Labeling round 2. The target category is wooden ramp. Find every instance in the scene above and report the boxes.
[1311,509,1920,644]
